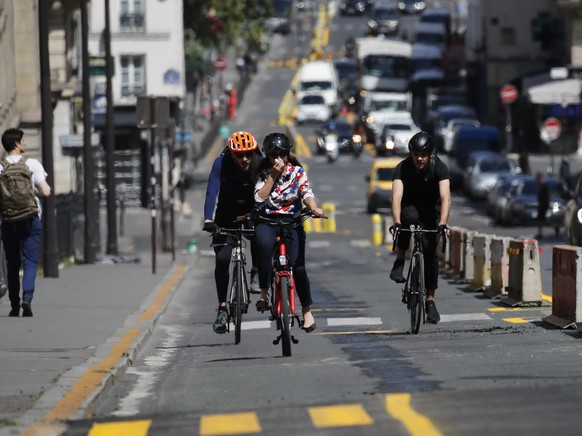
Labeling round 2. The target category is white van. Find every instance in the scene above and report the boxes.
[295,61,340,115]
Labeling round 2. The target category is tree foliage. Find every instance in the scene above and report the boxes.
[183,0,272,73]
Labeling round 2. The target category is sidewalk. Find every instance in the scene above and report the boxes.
[0,50,244,436]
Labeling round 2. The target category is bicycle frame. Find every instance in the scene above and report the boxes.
[273,238,297,318]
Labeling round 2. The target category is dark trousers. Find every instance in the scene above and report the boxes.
[397,205,439,291]
[213,235,258,303]
[2,217,42,309]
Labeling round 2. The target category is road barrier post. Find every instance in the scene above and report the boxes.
[486,236,511,298]
[322,202,336,233]
[462,229,476,283]
[372,213,383,246]
[502,239,545,307]
[543,245,582,329]
[473,233,491,291]
[451,227,463,278]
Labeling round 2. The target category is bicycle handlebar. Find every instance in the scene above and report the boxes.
[392,225,448,254]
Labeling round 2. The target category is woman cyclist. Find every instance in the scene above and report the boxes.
[254,133,324,332]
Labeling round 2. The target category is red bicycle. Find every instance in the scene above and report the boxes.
[257,209,324,356]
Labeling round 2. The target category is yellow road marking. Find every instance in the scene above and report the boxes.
[140,264,186,321]
[542,293,552,303]
[503,317,533,324]
[88,420,151,436]
[200,412,261,435]
[309,404,373,428]
[294,132,312,158]
[488,307,542,312]
[385,393,442,436]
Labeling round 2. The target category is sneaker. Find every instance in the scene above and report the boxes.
[213,307,229,334]
[9,307,19,317]
[22,300,33,317]
[250,270,260,294]
[425,300,440,324]
[390,259,405,283]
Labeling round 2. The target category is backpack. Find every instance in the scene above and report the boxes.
[0,157,38,222]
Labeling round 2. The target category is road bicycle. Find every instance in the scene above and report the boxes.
[213,219,256,344]
[256,209,325,357]
[393,225,447,334]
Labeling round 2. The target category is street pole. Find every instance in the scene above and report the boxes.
[104,0,118,255]
[149,98,157,274]
[38,0,59,278]
[81,0,96,264]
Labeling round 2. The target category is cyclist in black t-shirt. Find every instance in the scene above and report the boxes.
[388,132,451,324]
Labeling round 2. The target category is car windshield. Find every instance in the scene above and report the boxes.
[385,123,411,131]
[479,159,511,172]
[362,55,410,79]
[325,123,351,136]
[301,95,325,104]
[335,63,356,78]
[517,179,560,196]
[300,81,332,92]
[370,100,408,111]
[450,119,479,129]
[417,32,445,44]
[375,167,395,181]
[373,9,398,19]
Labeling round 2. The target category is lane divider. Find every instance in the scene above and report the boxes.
[385,393,443,436]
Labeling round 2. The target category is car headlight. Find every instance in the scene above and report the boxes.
[366,115,374,125]
[352,134,362,142]
[368,20,378,28]
[385,139,395,150]
[577,208,582,224]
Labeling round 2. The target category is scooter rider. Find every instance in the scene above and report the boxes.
[388,131,451,324]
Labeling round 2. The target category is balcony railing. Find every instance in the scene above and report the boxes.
[121,84,146,98]
[119,12,144,32]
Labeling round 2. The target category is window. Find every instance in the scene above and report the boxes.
[120,55,146,97]
[119,0,144,32]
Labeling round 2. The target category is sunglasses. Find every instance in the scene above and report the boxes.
[234,151,253,159]
[268,151,288,158]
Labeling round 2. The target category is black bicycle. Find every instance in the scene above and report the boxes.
[213,220,255,344]
[393,225,447,334]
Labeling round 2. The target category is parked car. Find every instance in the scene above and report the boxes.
[365,157,402,213]
[413,22,447,54]
[419,9,451,43]
[367,4,399,36]
[435,118,481,154]
[377,114,421,155]
[487,173,524,219]
[433,105,477,150]
[397,0,426,14]
[422,90,466,134]
[339,0,368,15]
[563,173,582,245]
[498,176,565,235]
[446,125,502,190]
[295,94,331,125]
[315,119,354,154]
[463,151,516,199]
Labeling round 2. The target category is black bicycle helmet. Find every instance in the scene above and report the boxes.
[408,131,434,153]
[263,133,292,155]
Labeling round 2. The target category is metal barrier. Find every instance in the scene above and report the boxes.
[502,239,545,307]
[543,245,582,329]
[486,236,511,298]
[473,234,491,291]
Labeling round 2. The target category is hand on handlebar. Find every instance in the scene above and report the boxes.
[310,207,325,218]
[389,223,401,237]
[203,221,219,233]
[438,224,450,238]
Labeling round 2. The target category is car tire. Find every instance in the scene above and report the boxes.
[367,200,376,214]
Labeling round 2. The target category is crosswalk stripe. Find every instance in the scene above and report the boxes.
[241,320,272,330]
[326,317,382,326]
[439,313,491,322]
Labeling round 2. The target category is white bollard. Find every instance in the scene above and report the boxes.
[543,245,582,329]
[472,234,491,291]
[462,229,476,283]
[501,239,545,307]
[486,236,511,298]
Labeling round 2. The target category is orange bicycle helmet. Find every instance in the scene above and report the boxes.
[228,131,258,153]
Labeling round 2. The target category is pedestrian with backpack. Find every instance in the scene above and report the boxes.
[0,128,51,317]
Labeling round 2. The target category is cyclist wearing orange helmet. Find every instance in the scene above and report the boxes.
[203,131,263,334]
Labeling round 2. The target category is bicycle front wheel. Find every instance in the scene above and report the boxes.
[232,262,244,344]
[279,275,292,357]
[410,252,425,334]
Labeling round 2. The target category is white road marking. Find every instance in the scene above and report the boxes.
[326,317,383,326]
[350,239,371,247]
[439,313,492,322]
[308,240,331,248]
[241,320,272,330]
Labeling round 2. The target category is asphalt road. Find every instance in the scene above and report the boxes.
[63,3,582,435]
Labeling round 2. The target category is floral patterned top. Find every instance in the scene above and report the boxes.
[254,162,314,216]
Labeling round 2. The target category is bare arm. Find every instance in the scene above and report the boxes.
[36,180,51,197]
[256,158,285,201]
[391,179,403,225]
[304,197,324,217]
[438,179,451,226]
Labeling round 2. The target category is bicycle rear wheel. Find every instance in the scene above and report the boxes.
[410,252,425,334]
[279,276,292,357]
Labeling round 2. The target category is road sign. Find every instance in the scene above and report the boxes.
[543,117,562,141]
[214,57,227,71]
[499,84,518,105]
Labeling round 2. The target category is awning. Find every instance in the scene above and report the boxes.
[526,78,581,105]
